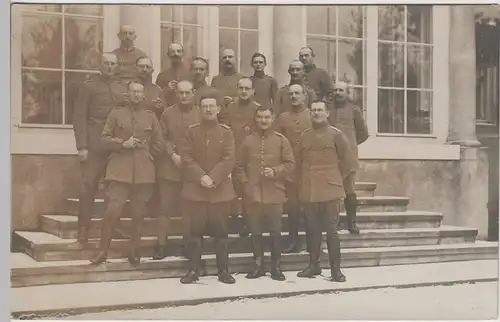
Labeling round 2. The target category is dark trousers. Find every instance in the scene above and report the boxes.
[245,202,283,235]
[285,181,310,251]
[156,180,183,245]
[343,172,356,195]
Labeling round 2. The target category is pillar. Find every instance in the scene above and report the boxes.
[273,6,306,87]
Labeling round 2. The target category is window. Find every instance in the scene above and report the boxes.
[377,5,433,134]
[306,6,367,113]
[160,5,203,71]
[218,5,259,76]
[20,4,103,125]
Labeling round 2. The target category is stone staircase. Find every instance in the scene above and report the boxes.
[11,182,498,288]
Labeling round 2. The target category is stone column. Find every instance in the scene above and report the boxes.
[120,5,158,59]
[273,6,306,87]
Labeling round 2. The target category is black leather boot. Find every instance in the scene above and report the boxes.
[345,194,360,234]
[215,238,236,284]
[89,216,114,265]
[151,243,166,260]
[270,234,285,281]
[127,248,141,267]
[297,231,322,278]
[283,212,300,253]
[326,234,346,282]
[180,237,202,284]
[246,234,265,279]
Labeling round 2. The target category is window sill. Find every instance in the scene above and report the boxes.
[376,133,437,139]
[14,123,74,130]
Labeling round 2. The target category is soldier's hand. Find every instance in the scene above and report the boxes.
[122,137,140,149]
[171,153,182,168]
[263,167,275,178]
[223,96,233,105]
[77,149,88,163]
[153,98,165,109]
[168,80,178,91]
[244,126,251,133]
[200,175,215,188]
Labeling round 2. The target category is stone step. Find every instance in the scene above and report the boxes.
[40,211,440,240]
[59,195,410,218]
[14,226,478,262]
[11,241,498,287]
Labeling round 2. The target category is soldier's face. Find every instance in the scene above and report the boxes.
[136,58,154,78]
[100,55,118,76]
[168,44,184,63]
[310,103,329,124]
[128,83,145,104]
[289,63,304,81]
[222,50,237,69]
[251,57,266,72]
[237,79,254,101]
[299,48,314,66]
[255,110,274,131]
[177,81,195,105]
[289,85,305,106]
[191,60,208,82]
[334,82,349,102]
[118,26,136,45]
[200,98,220,121]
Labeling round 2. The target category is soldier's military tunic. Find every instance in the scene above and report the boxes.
[112,46,148,81]
[303,64,333,101]
[139,77,166,120]
[210,71,244,107]
[273,82,317,116]
[250,72,278,106]
[193,81,225,109]
[155,64,191,107]
[235,129,295,234]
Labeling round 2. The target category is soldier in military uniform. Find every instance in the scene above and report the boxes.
[112,25,148,82]
[90,82,163,266]
[211,49,244,108]
[298,47,333,101]
[275,84,313,254]
[250,53,278,106]
[329,81,369,234]
[135,57,166,120]
[235,105,295,281]
[273,60,317,116]
[296,100,352,282]
[191,57,224,108]
[156,43,191,107]
[179,94,236,284]
[152,80,201,260]
[72,53,129,245]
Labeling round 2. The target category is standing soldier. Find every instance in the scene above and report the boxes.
[298,46,333,101]
[72,53,129,245]
[220,77,261,237]
[90,82,163,266]
[296,100,352,282]
[329,81,369,234]
[151,80,200,260]
[249,53,278,106]
[211,49,244,108]
[235,105,295,281]
[156,43,191,107]
[273,60,316,116]
[179,94,236,285]
[191,56,224,108]
[112,25,148,82]
[275,84,312,254]
[135,57,166,120]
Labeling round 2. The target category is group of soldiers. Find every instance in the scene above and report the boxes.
[72,25,369,285]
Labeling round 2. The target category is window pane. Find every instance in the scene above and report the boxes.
[219,28,238,55]
[64,5,102,16]
[160,24,181,70]
[407,5,432,44]
[18,4,61,12]
[240,6,258,30]
[378,89,404,134]
[219,6,238,28]
[378,43,404,87]
[161,5,182,23]
[240,31,259,76]
[307,6,335,35]
[22,13,62,69]
[183,5,199,25]
[22,70,62,124]
[338,39,364,85]
[65,17,103,70]
[407,45,432,89]
[351,87,365,116]
[65,72,97,124]
[407,90,432,134]
[183,26,203,66]
[378,5,405,41]
[306,37,336,77]
[338,6,365,38]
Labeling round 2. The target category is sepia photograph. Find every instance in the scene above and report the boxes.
[9,1,500,320]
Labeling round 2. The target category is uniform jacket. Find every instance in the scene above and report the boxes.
[303,64,333,101]
[210,71,244,105]
[180,121,236,203]
[73,74,129,151]
[101,105,163,184]
[155,64,191,106]
[250,72,278,106]
[112,46,148,81]
[157,104,201,182]
[235,129,295,204]
[275,106,312,183]
[297,122,353,203]
[139,77,166,120]
[193,81,225,108]
[219,99,260,149]
[273,82,316,116]
[329,101,369,169]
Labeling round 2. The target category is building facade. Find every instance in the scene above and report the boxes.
[10,4,499,239]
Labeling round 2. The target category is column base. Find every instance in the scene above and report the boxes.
[446,139,483,148]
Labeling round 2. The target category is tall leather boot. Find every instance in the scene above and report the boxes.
[180,237,202,284]
[215,238,236,284]
[283,212,300,253]
[128,212,144,267]
[246,234,265,279]
[270,234,285,281]
[345,194,360,234]
[152,215,168,260]
[77,194,93,245]
[89,215,115,265]
[297,230,322,278]
[326,234,346,282]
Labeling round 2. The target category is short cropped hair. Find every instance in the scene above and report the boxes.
[251,52,267,64]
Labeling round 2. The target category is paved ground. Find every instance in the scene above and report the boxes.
[61,281,498,320]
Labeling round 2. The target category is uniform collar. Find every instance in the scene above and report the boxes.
[119,45,136,53]
[334,99,348,108]
[178,103,195,113]
[193,80,207,90]
[291,104,306,113]
[312,120,329,130]
[253,71,266,78]
[138,75,153,85]
[258,128,274,137]
[221,69,238,76]
[200,119,219,129]
[238,98,253,106]
[304,64,317,73]
[289,79,305,86]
